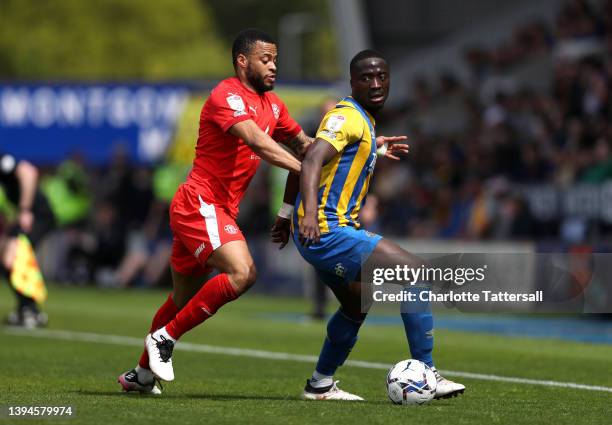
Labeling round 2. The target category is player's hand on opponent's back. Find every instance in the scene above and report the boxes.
[299,214,320,246]
[270,216,291,249]
[375,135,409,160]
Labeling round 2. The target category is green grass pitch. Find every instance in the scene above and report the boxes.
[1,283,611,425]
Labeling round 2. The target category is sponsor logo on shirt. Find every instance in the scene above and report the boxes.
[249,154,261,160]
[366,153,377,175]
[325,115,345,132]
[224,224,239,234]
[226,93,245,112]
[272,103,280,119]
[319,129,337,140]
[249,105,258,116]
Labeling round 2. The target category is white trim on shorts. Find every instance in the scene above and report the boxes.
[198,195,221,250]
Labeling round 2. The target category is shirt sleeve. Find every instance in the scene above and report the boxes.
[272,100,301,142]
[207,88,253,133]
[315,108,364,152]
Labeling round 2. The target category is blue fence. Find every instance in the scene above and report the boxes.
[0,83,193,165]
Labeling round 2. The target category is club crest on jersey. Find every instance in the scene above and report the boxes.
[224,224,239,234]
[226,94,245,112]
[326,115,346,132]
[272,103,280,119]
[334,262,346,278]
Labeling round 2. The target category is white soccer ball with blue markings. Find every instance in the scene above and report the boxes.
[386,359,437,405]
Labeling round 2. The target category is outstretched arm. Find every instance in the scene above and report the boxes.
[375,135,409,160]
[298,139,338,246]
[230,120,301,174]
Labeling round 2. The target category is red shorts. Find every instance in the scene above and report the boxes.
[169,183,245,275]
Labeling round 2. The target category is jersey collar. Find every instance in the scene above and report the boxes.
[341,97,376,127]
[339,96,376,128]
[340,96,376,142]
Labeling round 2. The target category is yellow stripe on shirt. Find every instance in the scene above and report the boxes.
[336,139,372,226]
[317,153,342,233]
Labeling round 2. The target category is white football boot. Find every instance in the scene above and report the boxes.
[432,368,465,399]
[145,333,175,381]
[117,369,162,395]
[302,380,364,401]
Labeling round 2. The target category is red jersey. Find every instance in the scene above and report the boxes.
[185,77,301,218]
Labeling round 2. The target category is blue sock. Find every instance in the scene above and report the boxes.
[400,285,434,367]
[315,309,364,376]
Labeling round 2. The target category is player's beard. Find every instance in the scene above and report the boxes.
[246,66,274,93]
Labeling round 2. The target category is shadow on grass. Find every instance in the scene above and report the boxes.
[74,390,398,405]
[76,390,299,402]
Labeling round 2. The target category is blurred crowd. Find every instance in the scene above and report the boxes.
[6,0,612,290]
[31,148,184,287]
[368,0,612,243]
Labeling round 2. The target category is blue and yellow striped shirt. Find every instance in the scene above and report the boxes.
[295,97,377,233]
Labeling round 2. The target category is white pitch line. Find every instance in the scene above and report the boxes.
[5,327,612,394]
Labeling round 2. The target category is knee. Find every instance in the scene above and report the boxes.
[340,307,366,323]
[228,262,257,294]
[327,309,365,343]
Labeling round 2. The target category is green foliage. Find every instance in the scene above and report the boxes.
[0,0,339,80]
[205,0,339,79]
[0,0,231,80]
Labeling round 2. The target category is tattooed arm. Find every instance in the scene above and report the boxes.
[281,130,314,159]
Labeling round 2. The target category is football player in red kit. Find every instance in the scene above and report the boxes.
[118,29,311,393]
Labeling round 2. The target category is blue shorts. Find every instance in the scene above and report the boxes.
[292,225,382,287]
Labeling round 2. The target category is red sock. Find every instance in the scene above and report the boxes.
[165,273,237,340]
[138,294,180,369]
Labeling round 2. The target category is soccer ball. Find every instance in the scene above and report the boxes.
[386,359,437,405]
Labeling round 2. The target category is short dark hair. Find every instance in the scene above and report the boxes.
[232,29,276,67]
[349,49,386,75]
